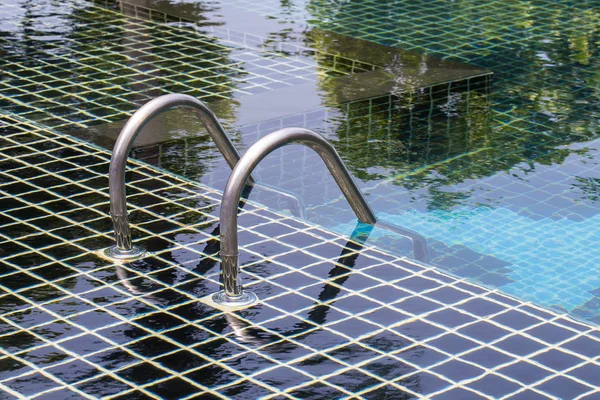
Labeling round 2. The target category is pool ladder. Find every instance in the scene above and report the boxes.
[104,94,429,308]
[104,93,305,261]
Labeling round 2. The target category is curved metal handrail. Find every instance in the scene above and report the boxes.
[103,93,251,261]
[376,220,429,263]
[213,127,380,307]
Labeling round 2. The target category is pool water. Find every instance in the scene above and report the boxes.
[149,0,599,321]
[1,0,600,398]
[2,0,598,321]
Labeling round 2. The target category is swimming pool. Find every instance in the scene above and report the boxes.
[1,0,599,398]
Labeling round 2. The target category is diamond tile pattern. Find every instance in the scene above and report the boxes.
[1,114,600,399]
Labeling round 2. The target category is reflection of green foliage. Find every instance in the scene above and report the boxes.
[304,0,599,210]
[574,177,600,202]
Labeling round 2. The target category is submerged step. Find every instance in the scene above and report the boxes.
[80,37,490,147]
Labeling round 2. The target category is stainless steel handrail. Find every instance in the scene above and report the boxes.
[251,181,307,220]
[103,93,252,261]
[376,220,429,263]
[213,127,381,307]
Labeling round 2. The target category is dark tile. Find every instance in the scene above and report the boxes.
[328,318,379,338]
[525,324,577,344]
[261,315,317,337]
[260,341,312,363]
[36,388,90,400]
[293,354,344,376]
[400,372,451,395]
[271,251,321,269]
[498,361,552,385]
[393,320,445,341]
[363,384,416,400]
[155,350,209,373]
[363,355,416,380]
[185,364,242,387]
[362,307,410,327]
[394,296,441,315]
[0,273,44,290]
[116,362,170,385]
[327,343,379,363]
[462,347,514,369]
[457,298,507,317]
[362,330,414,352]
[277,232,322,248]
[467,373,522,397]
[396,346,448,368]
[337,273,381,291]
[363,286,411,303]
[219,380,274,399]
[492,310,542,330]
[427,309,475,328]
[427,333,479,354]
[256,366,311,390]
[47,359,101,384]
[561,336,600,358]
[69,310,120,330]
[86,349,139,371]
[294,329,347,351]
[432,359,485,382]
[147,377,203,399]
[458,322,511,343]
[134,312,186,332]
[568,363,600,387]
[75,375,132,397]
[0,357,31,381]
[5,373,59,397]
[535,376,592,399]
[223,352,276,375]
[425,286,471,304]
[367,264,411,281]
[246,239,295,258]
[286,382,346,400]
[494,335,547,357]
[326,369,381,393]
[332,295,380,314]
[398,276,440,292]
[532,349,585,371]
[126,337,179,358]
[432,387,487,399]
[272,293,314,313]
[19,345,70,368]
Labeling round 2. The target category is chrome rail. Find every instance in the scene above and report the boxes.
[104,93,252,261]
[376,220,429,263]
[213,127,383,307]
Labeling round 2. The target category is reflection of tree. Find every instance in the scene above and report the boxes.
[131,0,220,25]
[2,0,242,146]
[574,177,600,202]
[303,0,599,211]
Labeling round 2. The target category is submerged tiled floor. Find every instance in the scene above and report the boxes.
[2,116,600,399]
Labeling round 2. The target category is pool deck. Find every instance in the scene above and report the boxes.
[1,114,600,399]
